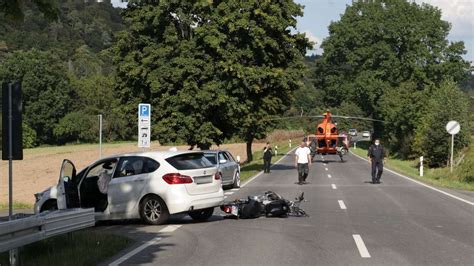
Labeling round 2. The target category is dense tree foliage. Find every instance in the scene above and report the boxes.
[0,0,59,21]
[0,0,125,146]
[413,80,470,167]
[312,0,470,160]
[113,0,310,160]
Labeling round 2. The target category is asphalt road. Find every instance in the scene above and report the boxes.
[102,151,474,266]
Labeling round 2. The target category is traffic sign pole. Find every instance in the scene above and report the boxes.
[450,134,454,173]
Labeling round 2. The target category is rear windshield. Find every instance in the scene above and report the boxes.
[204,153,217,165]
[166,153,214,170]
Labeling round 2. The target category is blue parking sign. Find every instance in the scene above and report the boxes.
[139,104,150,117]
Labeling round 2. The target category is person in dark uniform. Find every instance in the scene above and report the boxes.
[367,139,385,184]
[263,142,273,173]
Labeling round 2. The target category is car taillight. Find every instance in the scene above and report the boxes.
[162,173,193,184]
[214,172,221,180]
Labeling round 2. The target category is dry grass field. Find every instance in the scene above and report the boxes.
[0,141,267,205]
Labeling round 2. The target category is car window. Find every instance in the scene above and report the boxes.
[166,153,213,170]
[86,159,118,179]
[218,152,227,161]
[204,153,217,165]
[224,152,234,162]
[144,158,160,173]
[115,156,158,178]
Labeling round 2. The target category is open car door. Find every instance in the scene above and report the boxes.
[57,159,80,209]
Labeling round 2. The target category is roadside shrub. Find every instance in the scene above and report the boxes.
[23,122,37,148]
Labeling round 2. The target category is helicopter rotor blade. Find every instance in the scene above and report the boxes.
[331,115,385,123]
[265,115,324,121]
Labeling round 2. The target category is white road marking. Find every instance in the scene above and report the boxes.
[328,174,332,178]
[231,188,239,191]
[353,234,371,258]
[225,191,234,195]
[332,184,337,189]
[350,151,474,206]
[109,225,182,266]
[323,163,327,166]
[159,225,182,233]
[325,168,328,171]
[338,200,347,210]
[109,238,162,266]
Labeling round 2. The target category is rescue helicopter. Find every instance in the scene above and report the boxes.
[268,111,384,162]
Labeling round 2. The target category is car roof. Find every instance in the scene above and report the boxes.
[100,150,205,161]
[201,150,229,154]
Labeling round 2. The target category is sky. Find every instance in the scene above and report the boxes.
[111,0,474,61]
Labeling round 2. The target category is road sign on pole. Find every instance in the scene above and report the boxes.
[446,121,460,173]
[138,104,151,148]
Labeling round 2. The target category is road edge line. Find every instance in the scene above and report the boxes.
[108,225,182,266]
[240,147,296,188]
[350,151,474,206]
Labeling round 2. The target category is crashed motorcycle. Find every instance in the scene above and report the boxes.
[220,191,308,219]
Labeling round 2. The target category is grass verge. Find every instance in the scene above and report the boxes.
[0,230,131,265]
[240,140,295,183]
[350,147,474,191]
[0,201,33,211]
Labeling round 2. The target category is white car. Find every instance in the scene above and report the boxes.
[362,131,371,138]
[348,129,357,136]
[34,151,224,225]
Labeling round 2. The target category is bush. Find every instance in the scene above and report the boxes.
[413,80,471,167]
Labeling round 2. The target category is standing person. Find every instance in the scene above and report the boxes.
[367,139,385,184]
[263,142,273,173]
[295,141,312,185]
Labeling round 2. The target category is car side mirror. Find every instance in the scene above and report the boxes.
[219,159,227,164]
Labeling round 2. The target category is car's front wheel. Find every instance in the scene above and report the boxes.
[40,200,58,212]
[188,207,214,221]
[232,172,241,188]
[139,195,169,225]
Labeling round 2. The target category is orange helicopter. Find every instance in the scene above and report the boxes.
[309,111,350,161]
[268,110,383,162]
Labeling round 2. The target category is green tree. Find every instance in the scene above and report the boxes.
[112,1,229,149]
[200,0,311,161]
[0,49,75,144]
[0,0,59,21]
[413,80,471,167]
[314,0,468,154]
[112,0,311,158]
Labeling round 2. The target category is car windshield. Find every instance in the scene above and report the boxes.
[166,153,214,170]
[204,153,218,165]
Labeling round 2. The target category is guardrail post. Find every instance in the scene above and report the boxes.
[354,142,357,149]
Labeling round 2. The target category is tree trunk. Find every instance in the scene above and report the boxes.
[246,139,253,163]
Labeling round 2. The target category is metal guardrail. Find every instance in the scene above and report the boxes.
[0,208,95,253]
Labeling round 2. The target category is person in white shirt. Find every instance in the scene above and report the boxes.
[294,141,312,185]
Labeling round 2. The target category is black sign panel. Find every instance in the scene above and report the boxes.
[2,82,23,160]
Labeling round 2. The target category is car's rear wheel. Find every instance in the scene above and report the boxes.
[139,195,169,225]
[188,207,214,221]
[40,200,57,212]
[232,172,241,188]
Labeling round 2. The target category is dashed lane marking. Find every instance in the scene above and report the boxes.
[332,184,337,189]
[328,174,332,178]
[353,234,371,258]
[338,200,347,210]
